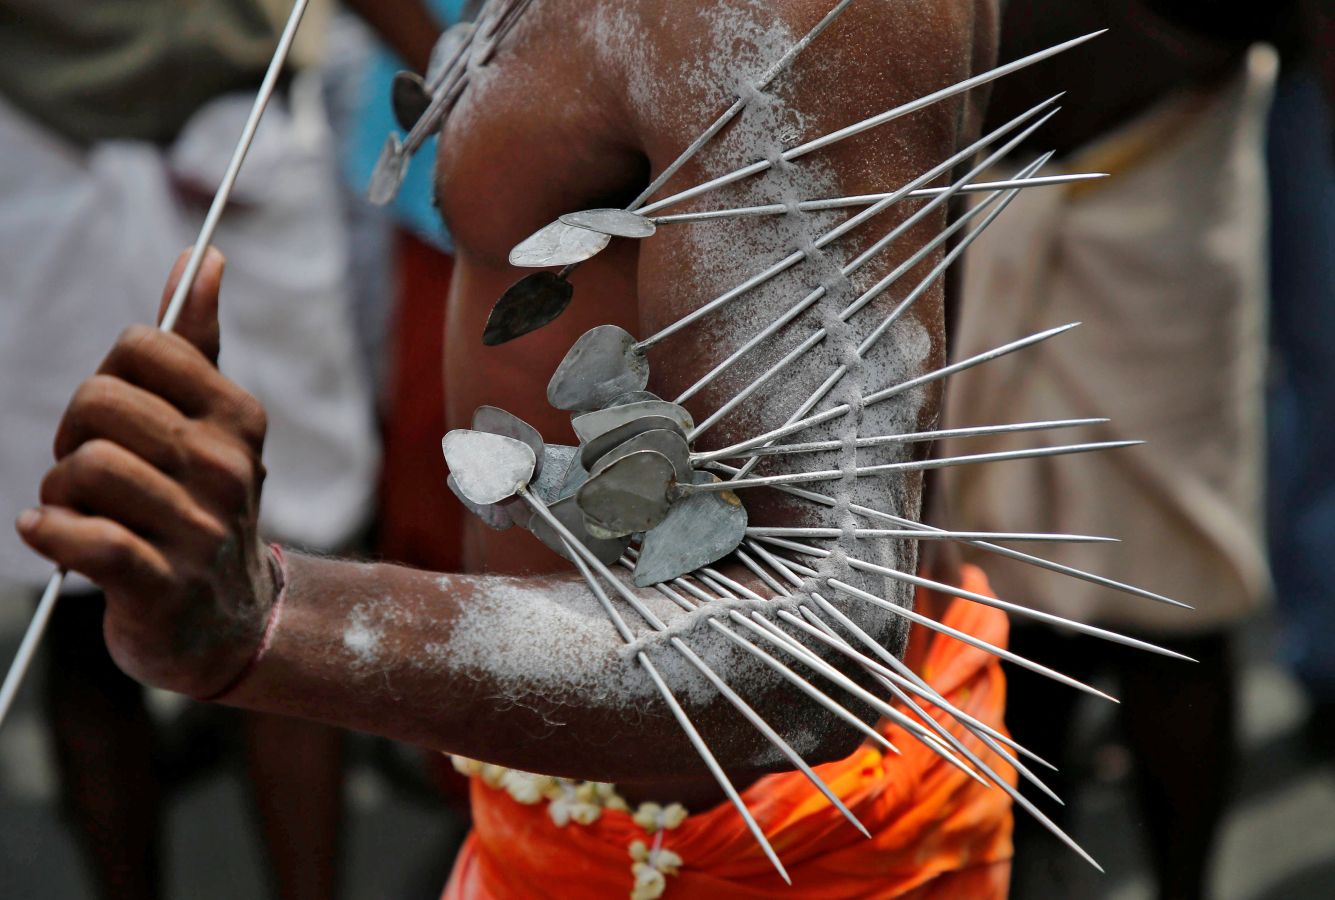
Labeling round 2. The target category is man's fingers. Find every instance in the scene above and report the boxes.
[39,439,224,552]
[53,375,190,469]
[158,246,224,365]
[96,327,267,451]
[15,506,171,598]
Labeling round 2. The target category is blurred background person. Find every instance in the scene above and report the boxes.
[0,0,450,896]
[936,2,1311,898]
[1265,10,1335,760]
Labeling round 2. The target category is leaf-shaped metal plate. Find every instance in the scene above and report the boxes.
[441,429,535,506]
[633,472,747,586]
[547,325,649,411]
[482,272,574,346]
[508,221,611,268]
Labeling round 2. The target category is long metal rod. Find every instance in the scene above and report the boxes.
[639,96,1060,350]
[742,540,1047,767]
[757,535,1193,661]
[627,0,856,211]
[692,440,1140,492]
[700,416,1107,462]
[706,323,1080,460]
[522,491,790,880]
[673,145,1051,410]
[635,30,1103,216]
[716,462,1192,611]
[743,527,1116,543]
[0,0,312,731]
[648,172,1107,224]
[686,148,1052,435]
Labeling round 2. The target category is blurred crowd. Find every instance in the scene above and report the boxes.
[0,1,1332,899]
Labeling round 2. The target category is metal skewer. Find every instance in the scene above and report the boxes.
[744,541,1051,771]
[709,461,1193,611]
[637,97,1061,350]
[646,172,1108,225]
[743,527,1116,543]
[0,0,313,731]
[675,153,1053,408]
[684,149,1052,435]
[763,551,1117,702]
[755,535,1194,661]
[704,323,1081,461]
[483,0,858,343]
[634,31,1104,216]
[704,416,1108,462]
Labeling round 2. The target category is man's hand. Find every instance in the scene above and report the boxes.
[16,248,277,698]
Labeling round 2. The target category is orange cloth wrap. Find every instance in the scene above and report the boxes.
[443,565,1015,898]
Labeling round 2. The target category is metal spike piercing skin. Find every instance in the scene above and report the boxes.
[615,554,903,757]
[621,548,1005,784]
[489,31,1104,344]
[483,0,859,343]
[736,552,1103,871]
[754,534,1194,662]
[651,564,981,782]
[637,98,1062,352]
[703,175,1059,478]
[645,172,1109,226]
[742,539,1051,769]
[785,602,1063,804]
[549,537,874,838]
[675,151,1053,411]
[744,527,1116,544]
[741,540,1052,770]
[710,462,1193,612]
[542,101,1060,411]
[655,566,994,784]
[760,551,1118,703]
[546,142,1056,414]
[0,0,314,730]
[371,0,535,204]
[579,440,1138,536]
[738,541,1062,789]
[706,417,1109,462]
[704,323,1083,462]
[451,438,875,874]
[633,32,1105,216]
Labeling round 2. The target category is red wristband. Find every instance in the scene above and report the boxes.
[198,543,288,702]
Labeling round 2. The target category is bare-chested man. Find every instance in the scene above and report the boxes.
[17,0,1009,893]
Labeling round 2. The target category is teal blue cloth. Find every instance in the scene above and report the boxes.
[343,0,467,251]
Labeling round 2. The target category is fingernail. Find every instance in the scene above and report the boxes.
[15,508,40,532]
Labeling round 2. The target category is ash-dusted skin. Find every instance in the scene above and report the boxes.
[20,0,998,806]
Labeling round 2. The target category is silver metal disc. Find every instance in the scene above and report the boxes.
[472,406,546,480]
[529,495,632,565]
[508,220,611,268]
[633,471,747,586]
[575,450,675,537]
[547,325,649,412]
[441,429,535,506]
[559,208,657,239]
[578,416,684,471]
[571,399,694,444]
[589,429,692,484]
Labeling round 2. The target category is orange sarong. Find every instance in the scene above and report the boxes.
[443,565,1015,898]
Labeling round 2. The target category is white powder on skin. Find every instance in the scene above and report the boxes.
[432,0,960,762]
[595,1,937,627]
[443,576,787,711]
[343,605,385,669]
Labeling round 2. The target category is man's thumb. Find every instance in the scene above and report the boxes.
[158,246,225,364]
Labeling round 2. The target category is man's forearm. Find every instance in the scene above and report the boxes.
[220,551,858,782]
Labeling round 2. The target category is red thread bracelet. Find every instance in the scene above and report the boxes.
[198,543,288,702]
